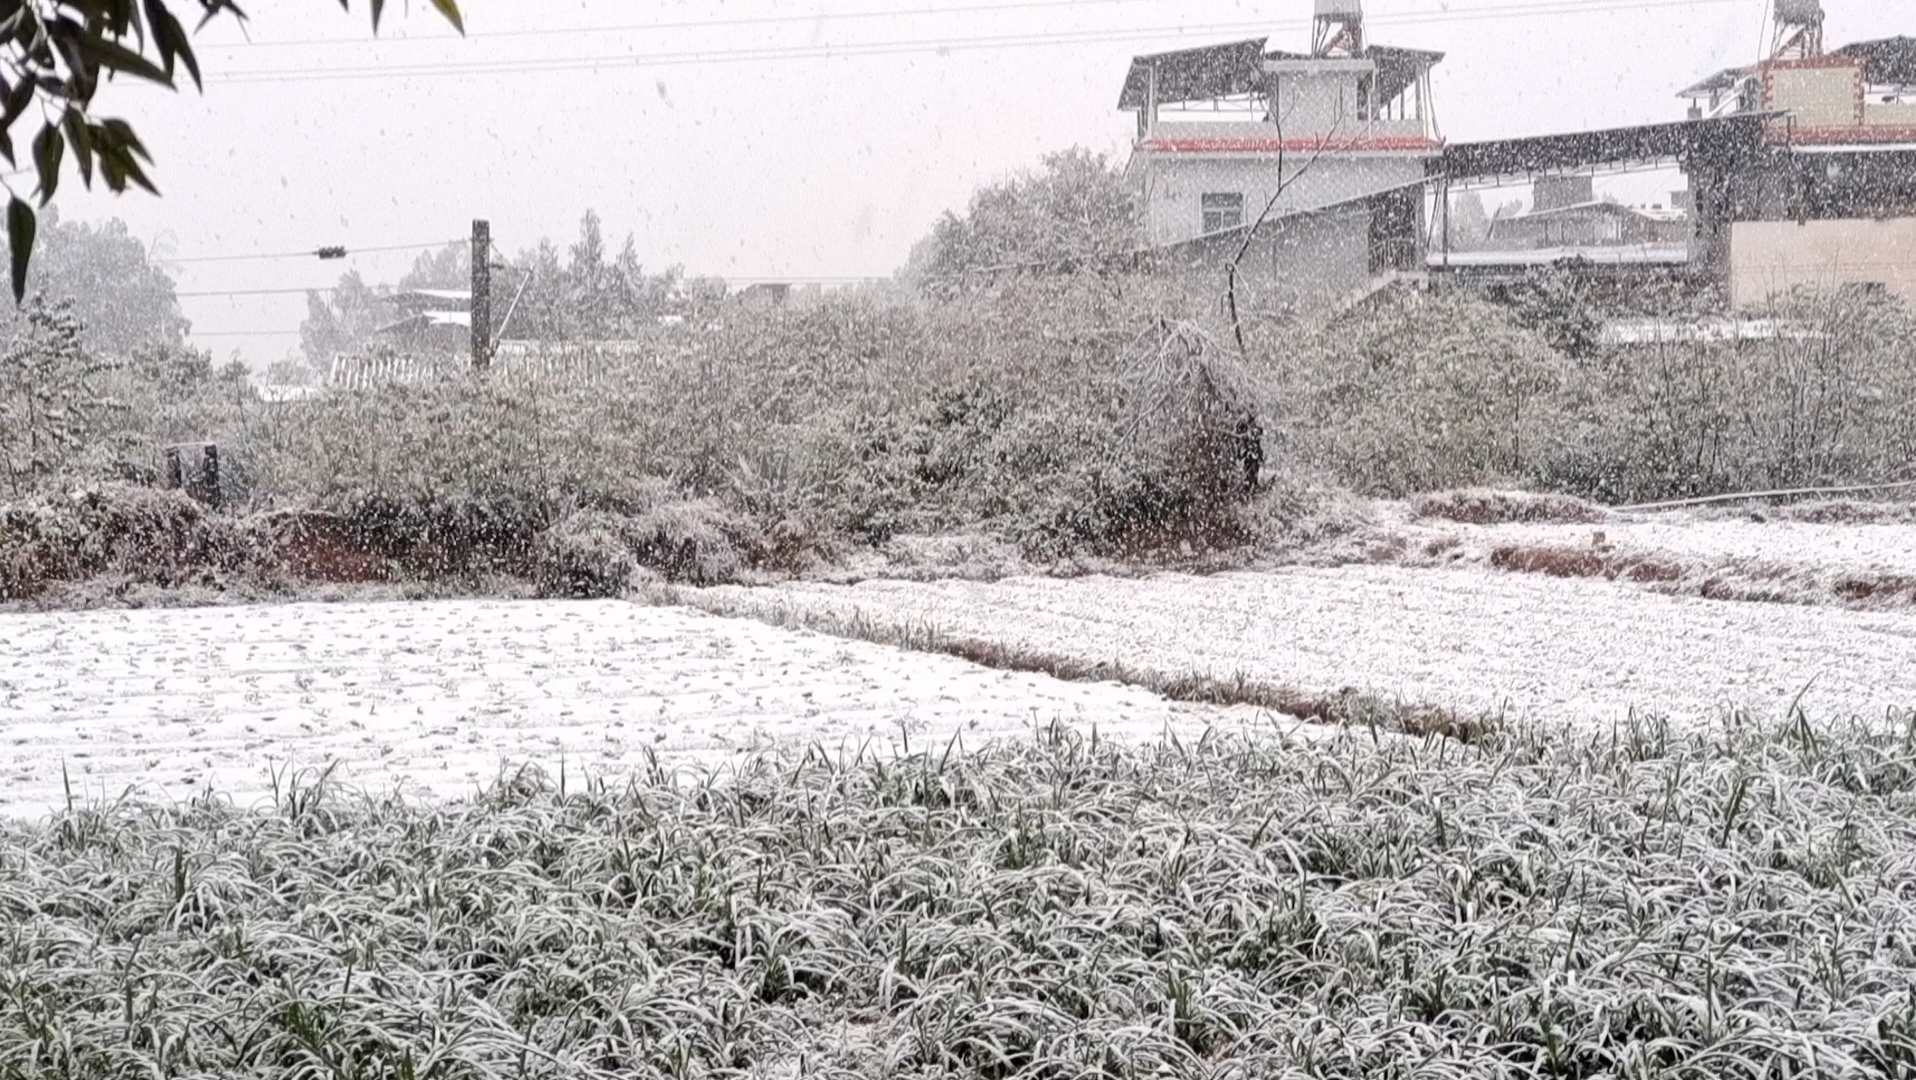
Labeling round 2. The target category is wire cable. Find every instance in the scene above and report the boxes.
[167,239,463,264]
[204,0,1181,49]
[212,0,1748,84]
[177,274,887,296]
[177,286,338,296]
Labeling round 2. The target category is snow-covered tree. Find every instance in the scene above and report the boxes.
[909,147,1140,288]
[0,207,188,357]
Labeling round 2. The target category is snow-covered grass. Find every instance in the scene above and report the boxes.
[690,565,1916,733]
[0,599,1270,821]
[6,714,1916,1077]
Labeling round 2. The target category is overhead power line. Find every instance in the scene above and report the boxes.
[213,0,1746,84]
[191,329,303,337]
[177,286,338,297]
[168,239,463,264]
[204,0,1177,49]
[177,275,888,297]
[206,0,1742,52]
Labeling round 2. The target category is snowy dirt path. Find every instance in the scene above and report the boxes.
[695,565,1916,731]
[0,600,1265,820]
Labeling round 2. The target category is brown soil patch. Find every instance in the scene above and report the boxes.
[1489,543,1684,584]
[1697,577,1797,605]
[1364,533,1411,563]
[1833,573,1916,604]
[269,512,391,583]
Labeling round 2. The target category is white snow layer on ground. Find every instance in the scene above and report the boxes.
[0,600,1265,821]
[698,565,1916,731]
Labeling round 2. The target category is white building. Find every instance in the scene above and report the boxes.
[1119,3,1443,312]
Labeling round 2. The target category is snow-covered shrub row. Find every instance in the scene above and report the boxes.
[217,279,1266,562]
[1271,285,1916,504]
[2,277,1280,595]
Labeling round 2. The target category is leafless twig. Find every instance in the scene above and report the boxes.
[1226,91,1347,361]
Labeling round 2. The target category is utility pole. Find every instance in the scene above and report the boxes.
[470,219,492,373]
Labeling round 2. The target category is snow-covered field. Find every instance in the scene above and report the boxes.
[697,563,1916,731]
[0,600,1260,820]
[6,510,1913,822]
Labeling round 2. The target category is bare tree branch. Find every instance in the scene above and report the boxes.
[1226,88,1349,361]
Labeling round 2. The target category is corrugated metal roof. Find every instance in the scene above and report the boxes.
[1118,39,1441,111]
[1679,66,1757,99]
[1440,114,1772,180]
[1118,39,1272,110]
[1366,45,1444,109]
[1835,36,1916,86]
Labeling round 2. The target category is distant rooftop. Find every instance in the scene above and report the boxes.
[1430,244,1691,269]
[1600,317,1821,346]
[1682,35,1916,101]
[1498,200,1690,225]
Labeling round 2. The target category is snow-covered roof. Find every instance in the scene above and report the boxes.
[393,288,471,302]
[385,289,472,314]
[1119,39,1271,109]
[1430,244,1692,268]
[374,311,470,336]
[1678,66,1757,100]
[1118,39,1442,111]
[255,383,329,404]
[1600,317,1823,345]
[1502,200,1684,223]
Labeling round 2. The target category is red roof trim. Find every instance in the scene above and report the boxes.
[1135,135,1443,153]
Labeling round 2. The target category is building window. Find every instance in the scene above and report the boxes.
[1201,192,1244,233]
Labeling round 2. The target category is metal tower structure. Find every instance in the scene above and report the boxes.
[1312,0,1364,58]
[1769,0,1825,61]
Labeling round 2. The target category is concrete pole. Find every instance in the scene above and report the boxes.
[471,219,492,374]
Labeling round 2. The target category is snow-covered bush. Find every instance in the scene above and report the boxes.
[531,510,640,598]
[1273,289,1576,497]
[1560,285,1916,502]
[533,496,763,595]
[0,484,265,599]
[1269,284,1916,505]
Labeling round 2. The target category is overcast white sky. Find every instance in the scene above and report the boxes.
[46,0,1911,366]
